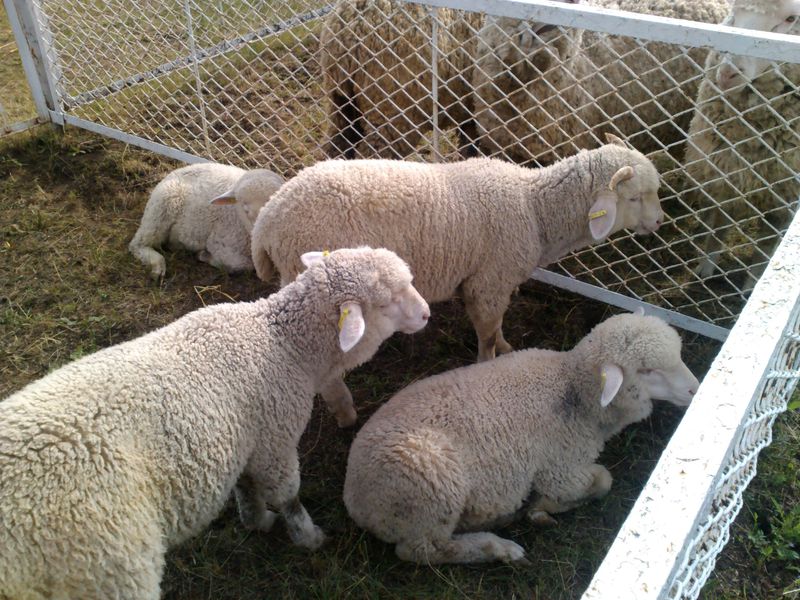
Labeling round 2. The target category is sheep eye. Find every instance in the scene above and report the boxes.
[639,368,653,375]
[629,196,641,203]
[787,15,798,23]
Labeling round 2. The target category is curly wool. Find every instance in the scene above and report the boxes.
[344,314,694,564]
[0,247,415,599]
[251,143,661,360]
[128,163,284,279]
[685,1,800,282]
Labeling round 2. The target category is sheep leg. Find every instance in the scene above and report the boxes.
[234,471,278,532]
[528,464,612,524]
[129,243,166,282]
[205,236,253,273]
[319,377,357,428]
[395,532,527,565]
[694,205,724,278]
[242,448,325,549]
[462,280,513,362]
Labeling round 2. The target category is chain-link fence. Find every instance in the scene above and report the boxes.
[0,3,39,133]
[5,0,800,597]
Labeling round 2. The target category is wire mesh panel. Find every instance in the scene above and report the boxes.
[7,0,800,594]
[1,1,45,134]
[16,0,800,333]
[584,206,800,600]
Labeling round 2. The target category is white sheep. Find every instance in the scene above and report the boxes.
[128,163,284,280]
[319,0,728,162]
[344,312,700,564]
[0,247,429,599]
[686,0,800,289]
[472,0,731,165]
[252,136,662,365]
[318,0,485,159]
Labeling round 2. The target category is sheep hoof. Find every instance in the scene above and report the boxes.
[251,510,278,533]
[295,524,327,551]
[694,258,717,278]
[497,539,527,563]
[528,510,558,527]
[336,407,358,428]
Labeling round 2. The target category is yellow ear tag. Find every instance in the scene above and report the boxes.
[338,307,349,331]
[589,209,608,220]
[322,249,330,257]
[601,371,607,384]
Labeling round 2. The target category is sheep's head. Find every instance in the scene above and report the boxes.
[587,135,662,241]
[300,247,429,358]
[479,1,583,79]
[715,0,800,91]
[588,313,699,411]
[210,169,285,230]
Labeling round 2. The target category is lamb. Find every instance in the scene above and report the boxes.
[128,163,284,280]
[685,0,800,290]
[0,247,429,599]
[471,0,731,165]
[343,312,700,564]
[252,136,662,365]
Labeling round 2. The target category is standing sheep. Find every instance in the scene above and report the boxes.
[251,138,662,423]
[319,0,485,159]
[686,0,800,289]
[472,0,731,165]
[319,0,728,162]
[128,163,284,280]
[0,247,429,599]
[344,313,700,564]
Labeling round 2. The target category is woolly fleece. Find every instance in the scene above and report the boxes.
[344,314,699,564]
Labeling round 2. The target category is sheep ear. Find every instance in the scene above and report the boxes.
[599,364,624,407]
[609,165,635,190]
[604,133,627,148]
[338,301,365,352]
[588,190,618,240]
[300,251,327,269]
[210,190,237,205]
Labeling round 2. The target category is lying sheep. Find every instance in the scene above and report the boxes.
[472,0,731,165]
[686,0,800,289]
[251,137,662,423]
[344,312,699,564]
[128,163,284,280]
[0,247,429,599]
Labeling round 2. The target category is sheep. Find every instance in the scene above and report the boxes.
[128,163,284,280]
[253,137,662,361]
[471,0,732,165]
[318,0,486,159]
[343,312,700,564]
[685,0,800,290]
[0,247,429,599]
[250,137,662,421]
[319,0,728,163]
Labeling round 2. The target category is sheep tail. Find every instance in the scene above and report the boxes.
[250,225,275,281]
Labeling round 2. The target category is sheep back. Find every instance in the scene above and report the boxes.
[254,157,539,300]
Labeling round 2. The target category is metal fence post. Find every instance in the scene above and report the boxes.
[5,0,63,124]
